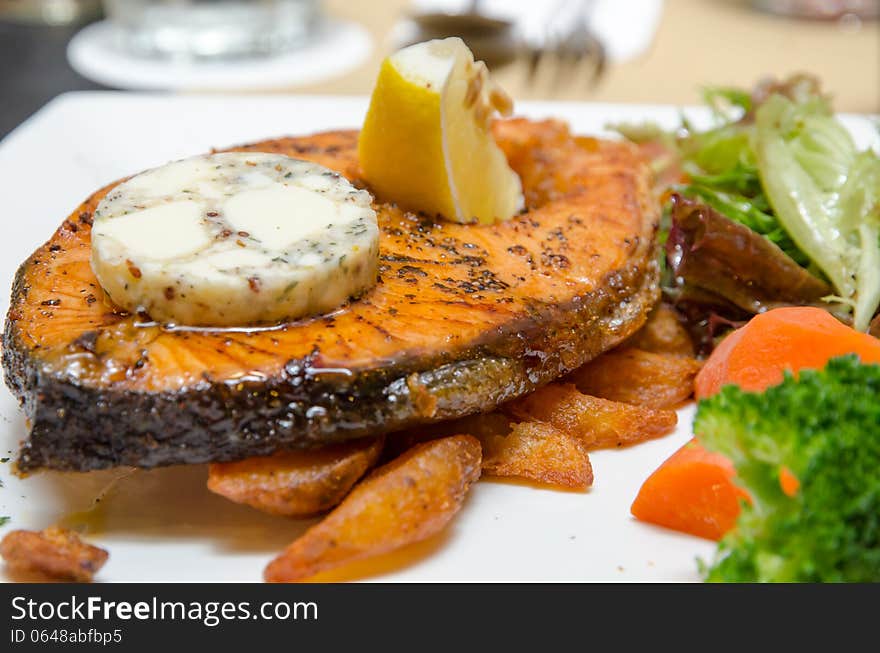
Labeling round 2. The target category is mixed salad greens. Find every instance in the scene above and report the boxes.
[616,75,880,344]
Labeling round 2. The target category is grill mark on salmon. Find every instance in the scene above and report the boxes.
[4,119,660,472]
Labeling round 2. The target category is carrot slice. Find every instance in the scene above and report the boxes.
[634,307,880,540]
[631,439,748,541]
[695,306,880,399]
[779,467,800,497]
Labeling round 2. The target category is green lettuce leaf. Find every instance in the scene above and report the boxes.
[754,95,880,330]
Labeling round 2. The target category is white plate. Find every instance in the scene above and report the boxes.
[0,94,876,583]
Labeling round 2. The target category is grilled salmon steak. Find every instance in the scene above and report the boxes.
[3,118,660,472]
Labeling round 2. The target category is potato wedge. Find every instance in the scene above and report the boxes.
[480,420,593,490]
[392,413,593,489]
[567,347,701,409]
[208,437,384,517]
[264,435,481,582]
[507,383,677,449]
[626,303,694,357]
[384,412,511,460]
[1,527,108,582]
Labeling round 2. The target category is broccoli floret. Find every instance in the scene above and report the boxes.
[696,355,880,582]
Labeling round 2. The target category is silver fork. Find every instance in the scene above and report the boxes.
[525,0,606,93]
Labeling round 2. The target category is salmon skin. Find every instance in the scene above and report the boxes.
[3,119,660,472]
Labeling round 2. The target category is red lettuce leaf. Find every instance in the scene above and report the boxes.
[666,194,831,314]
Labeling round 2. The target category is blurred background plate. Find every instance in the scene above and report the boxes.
[67,17,372,90]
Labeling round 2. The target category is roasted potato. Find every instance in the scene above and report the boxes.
[1,527,108,582]
[207,437,384,517]
[626,303,695,357]
[507,383,677,449]
[567,347,701,409]
[384,412,512,460]
[479,420,593,490]
[264,435,481,582]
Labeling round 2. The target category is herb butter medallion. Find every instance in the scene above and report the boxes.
[90,152,379,326]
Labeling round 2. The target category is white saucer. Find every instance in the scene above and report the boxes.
[67,19,373,91]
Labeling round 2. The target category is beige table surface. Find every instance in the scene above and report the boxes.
[306,0,878,113]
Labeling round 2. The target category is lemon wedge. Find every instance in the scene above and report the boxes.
[359,37,524,225]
